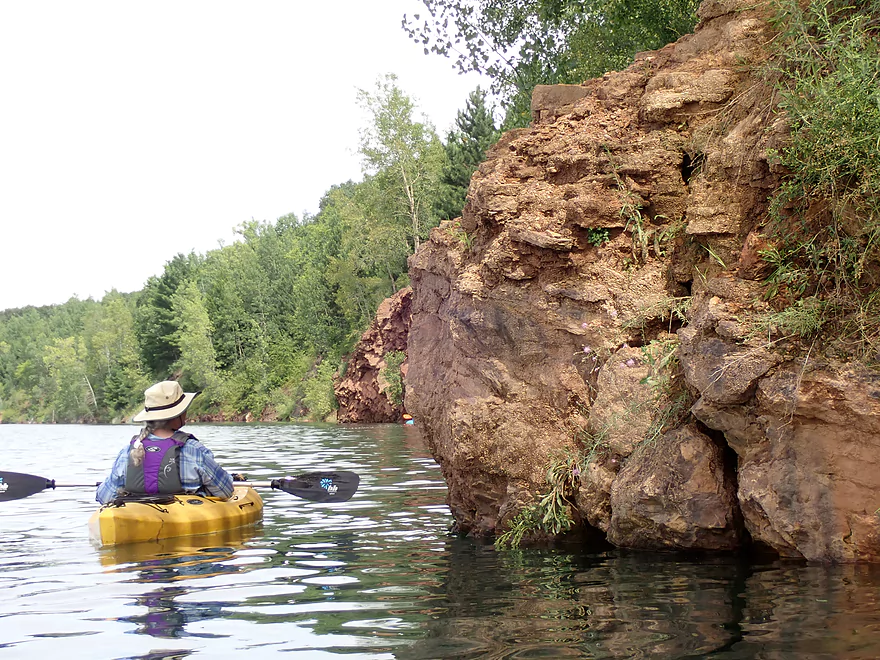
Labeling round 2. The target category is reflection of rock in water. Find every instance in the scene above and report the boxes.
[397,539,757,659]
[736,562,880,658]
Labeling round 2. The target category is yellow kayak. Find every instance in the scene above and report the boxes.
[88,486,263,547]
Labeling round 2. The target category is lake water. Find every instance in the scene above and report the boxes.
[2,423,880,659]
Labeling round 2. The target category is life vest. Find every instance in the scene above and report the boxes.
[124,431,191,495]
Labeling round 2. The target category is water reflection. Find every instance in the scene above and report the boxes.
[98,526,261,568]
[401,547,749,659]
[101,532,258,642]
[101,522,880,659]
[4,423,880,659]
[395,545,880,660]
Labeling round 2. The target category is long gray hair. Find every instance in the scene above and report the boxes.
[130,420,177,467]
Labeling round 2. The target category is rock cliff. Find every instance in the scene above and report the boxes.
[335,287,412,423]
[405,0,880,561]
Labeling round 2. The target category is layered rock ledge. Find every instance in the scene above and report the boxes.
[404,0,880,561]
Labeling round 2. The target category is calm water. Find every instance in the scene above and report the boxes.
[2,424,880,659]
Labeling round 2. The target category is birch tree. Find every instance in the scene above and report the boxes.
[356,74,447,253]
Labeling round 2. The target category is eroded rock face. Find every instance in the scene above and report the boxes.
[404,0,880,561]
[335,287,411,423]
[679,278,880,561]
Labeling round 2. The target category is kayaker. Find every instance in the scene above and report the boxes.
[95,380,235,505]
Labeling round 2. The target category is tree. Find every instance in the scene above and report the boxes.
[85,292,150,414]
[403,0,700,127]
[436,87,501,220]
[285,215,350,352]
[42,336,93,422]
[135,252,202,377]
[357,74,448,252]
[171,280,222,394]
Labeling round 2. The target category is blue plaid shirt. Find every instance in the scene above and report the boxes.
[95,433,234,504]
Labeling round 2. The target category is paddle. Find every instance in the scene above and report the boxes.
[241,472,359,503]
[0,470,359,504]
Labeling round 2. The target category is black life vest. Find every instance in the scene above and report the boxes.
[124,431,190,494]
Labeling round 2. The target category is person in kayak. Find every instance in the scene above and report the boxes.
[95,380,235,505]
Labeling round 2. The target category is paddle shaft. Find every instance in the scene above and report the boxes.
[22,480,313,488]
[0,470,359,503]
[0,480,346,492]
[6,481,256,488]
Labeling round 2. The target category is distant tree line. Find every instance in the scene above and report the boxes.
[0,77,500,423]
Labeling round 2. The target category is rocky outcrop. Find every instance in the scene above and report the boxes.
[405,0,880,561]
[685,286,880,560]
[335,287,412,423]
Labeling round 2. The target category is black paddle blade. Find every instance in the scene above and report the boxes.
[0,471,55,502]
[271,471,359,503]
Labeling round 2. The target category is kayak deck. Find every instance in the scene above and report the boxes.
[89,486,263,547]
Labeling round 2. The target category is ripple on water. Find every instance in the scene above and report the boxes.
[4,424,880,659]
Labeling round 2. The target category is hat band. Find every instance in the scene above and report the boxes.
[145,393,186,412]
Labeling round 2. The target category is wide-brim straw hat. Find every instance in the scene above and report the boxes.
[132,381,200,422]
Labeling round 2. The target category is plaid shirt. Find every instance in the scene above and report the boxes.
[95,434,234,504]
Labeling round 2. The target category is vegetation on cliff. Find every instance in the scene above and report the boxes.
[763,0,880,361]
[404,0,701,127]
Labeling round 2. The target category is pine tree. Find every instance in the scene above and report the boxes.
[436,88,500,221]
[134,252,201,377]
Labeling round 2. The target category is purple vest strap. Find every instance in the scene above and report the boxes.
[126,433,188,495]
[142,436,183,493]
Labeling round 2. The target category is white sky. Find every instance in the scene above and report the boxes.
[0,1,487,311]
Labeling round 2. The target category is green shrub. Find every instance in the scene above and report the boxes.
[764,0,880,359]
[381,350,406,406]
[495,451,581,549]
[586,227,610,246]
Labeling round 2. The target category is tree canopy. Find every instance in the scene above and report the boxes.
[403,0,700,127]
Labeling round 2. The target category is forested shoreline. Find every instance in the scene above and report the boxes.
[0,79,500,424]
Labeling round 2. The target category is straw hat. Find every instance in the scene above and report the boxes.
[132,381,199,422]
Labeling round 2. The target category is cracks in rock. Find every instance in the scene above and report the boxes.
[694,419,780,561]
[680,151,704,185]
[696,419,749,543]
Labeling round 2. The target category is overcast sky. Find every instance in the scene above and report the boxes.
[0,1,487,311]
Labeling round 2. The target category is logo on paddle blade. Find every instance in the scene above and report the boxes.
[320,477,338,495]
[0,478,6,493]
